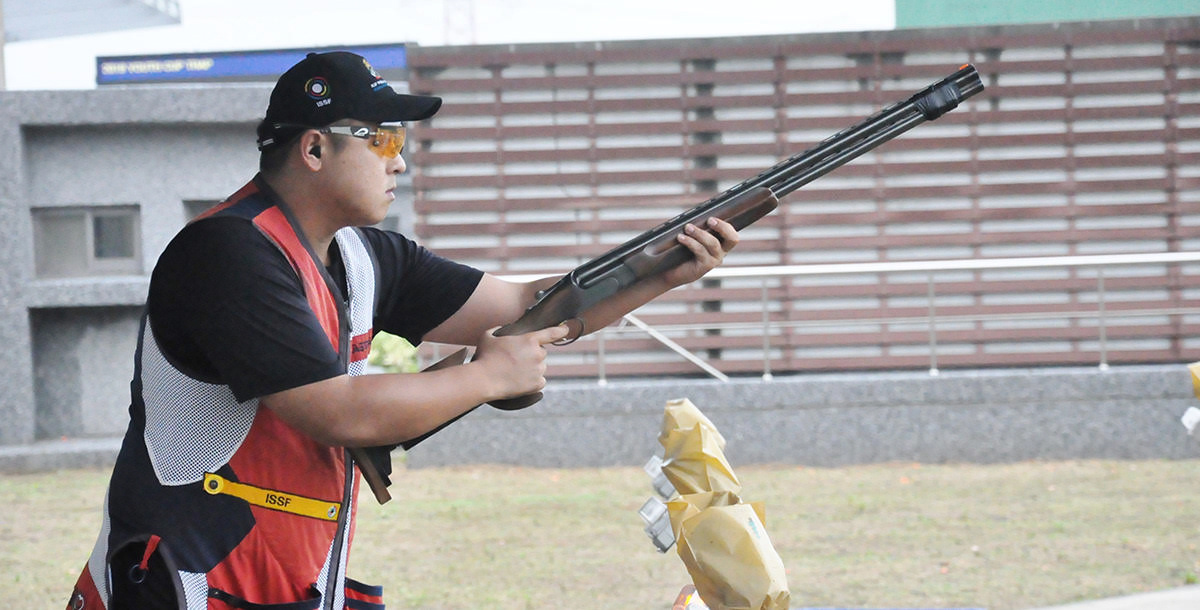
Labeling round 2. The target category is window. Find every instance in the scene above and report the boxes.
[33,206,141,278]
[184,200,217,221]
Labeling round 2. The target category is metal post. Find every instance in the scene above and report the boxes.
[928,272,939,376]
[597,327,608,386]
[1097,269,1109,371]
[761,279,773,381]
[623,314,730,382]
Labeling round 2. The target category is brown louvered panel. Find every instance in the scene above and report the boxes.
[535,342,1200,378]
[786,227,1174,251]
[784,203,1175,226]
[408,19,1200,378]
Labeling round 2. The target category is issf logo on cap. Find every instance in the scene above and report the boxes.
[305,77,330,100]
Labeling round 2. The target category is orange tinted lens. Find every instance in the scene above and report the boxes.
[371,127,406,158]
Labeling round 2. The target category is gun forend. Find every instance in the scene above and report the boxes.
[486,64,984,412]
[495,187,778,340]
[486,189,777,412]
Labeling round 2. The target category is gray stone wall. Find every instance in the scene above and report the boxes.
[4,364,1197,473]
[32,307,141,439]
[404,365,1200,469]
[0,85,269,445]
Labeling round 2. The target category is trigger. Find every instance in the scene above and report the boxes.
[554,318,585,345]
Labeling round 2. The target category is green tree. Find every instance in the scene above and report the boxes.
[367,331,418,373]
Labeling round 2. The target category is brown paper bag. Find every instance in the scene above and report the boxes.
[659,399,741,496]
[671,503,790,610]
[660,397,726,447]
[658,398,790,610]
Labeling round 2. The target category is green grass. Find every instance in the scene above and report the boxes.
[4,460,1198,609]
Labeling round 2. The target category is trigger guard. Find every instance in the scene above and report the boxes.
[553,318,585,345]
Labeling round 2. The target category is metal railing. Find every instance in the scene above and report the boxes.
[558,251,1200,382]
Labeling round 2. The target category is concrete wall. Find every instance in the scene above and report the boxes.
[4,363,1196,474]
[31,307,141,438]
[0,85,268,445]
[404,365,1200,468]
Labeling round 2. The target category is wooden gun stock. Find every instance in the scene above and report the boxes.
[350,347,469,504]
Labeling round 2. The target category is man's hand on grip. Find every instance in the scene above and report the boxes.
[472,324,569,401]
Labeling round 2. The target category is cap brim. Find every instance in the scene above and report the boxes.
[368,91,442,123]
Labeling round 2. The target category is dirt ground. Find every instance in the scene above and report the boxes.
[5,459,1198,609]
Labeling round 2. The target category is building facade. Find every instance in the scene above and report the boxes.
[0,83,424,445]
[1,18,1198,451]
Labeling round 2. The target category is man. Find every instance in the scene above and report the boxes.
[67,51,738,609]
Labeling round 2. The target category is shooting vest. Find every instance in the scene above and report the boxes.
[68,178,384,610]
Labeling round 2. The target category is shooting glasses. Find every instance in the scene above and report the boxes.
[265,122,407,158]
[320,122,407,158]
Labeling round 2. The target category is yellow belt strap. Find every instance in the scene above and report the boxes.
[202,472,340,522]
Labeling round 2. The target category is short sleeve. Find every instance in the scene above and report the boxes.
[359,227,484,343]
[146,217,345,402]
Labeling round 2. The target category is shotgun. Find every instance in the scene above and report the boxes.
[489,63,985,409]
[356,64,985,502]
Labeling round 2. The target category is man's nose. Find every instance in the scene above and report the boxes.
[389,155,407,174]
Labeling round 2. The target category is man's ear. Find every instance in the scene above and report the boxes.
[298,130,324,170]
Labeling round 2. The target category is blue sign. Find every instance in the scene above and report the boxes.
[96,44,408,85]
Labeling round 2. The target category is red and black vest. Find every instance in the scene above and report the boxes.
[70,179,384,609]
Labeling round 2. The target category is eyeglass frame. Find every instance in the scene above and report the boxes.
[318,122,407,158]
[264,121,407,158]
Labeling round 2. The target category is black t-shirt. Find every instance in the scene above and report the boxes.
[146,218,483,402]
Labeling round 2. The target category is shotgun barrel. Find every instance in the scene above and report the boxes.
[360,65,986,501]
[496,64,985,340]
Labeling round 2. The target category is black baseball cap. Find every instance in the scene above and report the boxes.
[256,51,442,150]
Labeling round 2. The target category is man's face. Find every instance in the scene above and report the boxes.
[317,121,408,227]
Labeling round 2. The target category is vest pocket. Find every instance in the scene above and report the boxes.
[108,534,185,609]
[345,578,385,609]
[205,577,383,609]
[207,586,320,609]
